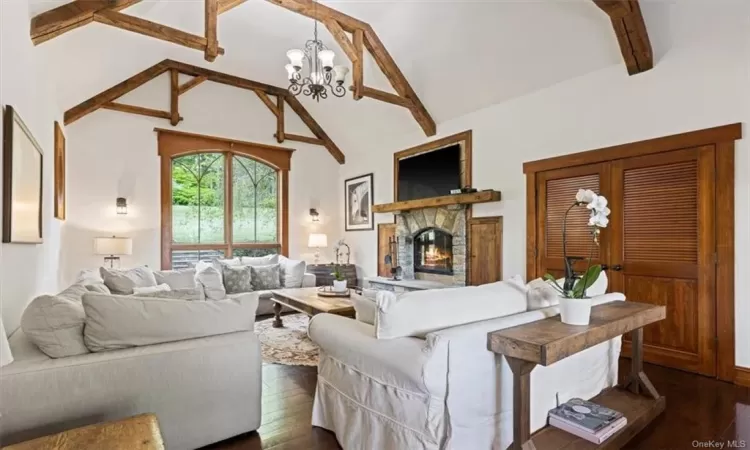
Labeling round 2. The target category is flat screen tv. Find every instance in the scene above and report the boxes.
[397,144,461,202]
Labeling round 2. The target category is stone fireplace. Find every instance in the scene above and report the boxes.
[395,205,467,286]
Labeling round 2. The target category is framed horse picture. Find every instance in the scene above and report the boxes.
[344,173,374,231]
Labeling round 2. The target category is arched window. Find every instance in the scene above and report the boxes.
[158,130,291,269]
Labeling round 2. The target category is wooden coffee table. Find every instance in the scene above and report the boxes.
[270,287,356,328]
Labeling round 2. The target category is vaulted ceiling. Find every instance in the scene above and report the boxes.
[28,0,655,154]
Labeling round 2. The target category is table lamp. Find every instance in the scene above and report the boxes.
[308,233,328,264]
[94,236,133,268]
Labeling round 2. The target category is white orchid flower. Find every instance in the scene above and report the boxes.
[589,211,609,228]
[587,194,608,213]
[576,189,596,204]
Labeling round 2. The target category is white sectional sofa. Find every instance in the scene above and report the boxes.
[308,281,622,450]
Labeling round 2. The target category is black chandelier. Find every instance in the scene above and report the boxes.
[285,7,349,102]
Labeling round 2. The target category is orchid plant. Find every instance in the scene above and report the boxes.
[545,189,611,299]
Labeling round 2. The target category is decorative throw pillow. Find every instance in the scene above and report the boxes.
[196,266,226,300]
[133,283,172,295]
[138,288,205,301]
[241,254,279,266]
[154,268,197,290]
[278,255,306,288]
[250,264,281,290]
[352,290,377,325]
[100,266,157,295]
[21,283,91,358]
[85,282,111,294]
[222,265,254,294]
[76,269,104,285]
[526,278,560,310]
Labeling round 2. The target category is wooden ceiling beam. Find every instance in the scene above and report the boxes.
[276,133,324,146]
[360,86,413,108]
[218,0,247,14]
[170,69,180,126]
[205,0,220,61]
[593,0,653,75]
[324,19,359,63]
[92,10,225,56]
[101,102,182,122]
[178,76,208,95]
[351,29,364,100]
[362,25,436,136]
[64,60,171,125]
[284,95,345,164]
[255,91,280,117]
[30,0,141,44]
[64,59,345,164]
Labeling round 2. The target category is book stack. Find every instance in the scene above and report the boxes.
[548,398,627,444]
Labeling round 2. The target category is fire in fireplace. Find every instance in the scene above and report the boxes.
[414,228,453,275]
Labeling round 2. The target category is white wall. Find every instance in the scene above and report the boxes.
[0,0,65,332]
[340,1,750,365]
[62,75,341,283]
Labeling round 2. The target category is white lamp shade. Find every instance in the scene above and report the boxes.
[0,316,13,368]
[318,49,335,70]
[94,237,133,256]
[308,233,328,248]
[333,65,349,83]
[287,49,304,68]
[285,64,296,80]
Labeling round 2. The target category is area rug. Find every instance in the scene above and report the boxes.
[255,313,319,366]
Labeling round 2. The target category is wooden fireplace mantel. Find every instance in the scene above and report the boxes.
[372,190,501,214]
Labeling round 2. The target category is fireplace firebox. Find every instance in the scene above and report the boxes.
[413,228,453,275]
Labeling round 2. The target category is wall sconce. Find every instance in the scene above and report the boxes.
[309,208,320,222]
[116,197,128,215]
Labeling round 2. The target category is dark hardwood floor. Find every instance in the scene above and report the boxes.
[205,360,750,450]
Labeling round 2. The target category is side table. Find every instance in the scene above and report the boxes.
[487,301,666,450]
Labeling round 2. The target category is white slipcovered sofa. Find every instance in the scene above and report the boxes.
[308,281,622,450]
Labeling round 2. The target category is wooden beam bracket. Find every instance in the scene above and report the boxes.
[102,102,183,122]
[178,76,208,95]
[593,0,653,75]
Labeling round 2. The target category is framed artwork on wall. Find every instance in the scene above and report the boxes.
[344,173,374,231]
[2,105,44,244]
[54,121,65,220]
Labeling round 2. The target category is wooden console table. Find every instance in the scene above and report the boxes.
[487,301,666,450]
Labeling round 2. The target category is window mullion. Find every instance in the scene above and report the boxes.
[225,152,233,256]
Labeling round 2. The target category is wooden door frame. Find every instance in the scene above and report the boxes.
[156,128,294,269]
[523,123,742,383]
[468,216,503,285]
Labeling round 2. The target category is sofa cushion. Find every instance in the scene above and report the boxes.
[352,290,377,325]
[1,316,13,367]
[82,292,259,352]
[137,288,205,301]
[20,284,90,358]
[375,281,527,339]
[84,282,111,294]
[223,265,254,294]
[100,266,157,295]
[250,264,281,290]
[75,269,104,285]
[133,283,171,295]
[196,265,226,301]
[278,256,306,288]
[154,268,197,290]
[241,254,279,266]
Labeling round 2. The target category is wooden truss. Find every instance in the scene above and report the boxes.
[63,59,346,164]
[593,0,653,75]
[31,0,436,136]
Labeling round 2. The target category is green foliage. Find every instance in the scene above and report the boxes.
[331,264,345,281]
[572,264,603,298]
[172,154,224,206]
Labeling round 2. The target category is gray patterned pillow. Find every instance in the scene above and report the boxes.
[250,264,281,290]
[222,265,254,294]
[138,288,205,301]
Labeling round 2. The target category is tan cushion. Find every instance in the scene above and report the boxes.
[82,292,259,352]
[20,284,91,358]
[100,266,157,295]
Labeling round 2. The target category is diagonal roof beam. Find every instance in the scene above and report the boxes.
[30,0,141,44]
[593,0,653,75]
[63,59,345,163]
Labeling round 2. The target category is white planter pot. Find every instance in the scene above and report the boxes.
[559,297,592,326]
[332,280,348,292]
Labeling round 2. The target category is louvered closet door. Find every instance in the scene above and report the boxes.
[536,164,610,280]
[609,146,716,376]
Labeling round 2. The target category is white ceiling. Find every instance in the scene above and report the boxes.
[30,0,649,148]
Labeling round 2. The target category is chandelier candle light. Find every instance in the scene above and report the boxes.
[545,189,611,325]
[285,2,349,101]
